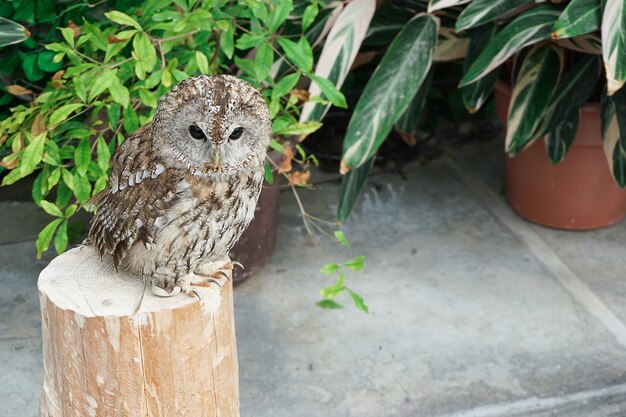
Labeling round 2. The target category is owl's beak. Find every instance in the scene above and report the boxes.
[213,152,220,168]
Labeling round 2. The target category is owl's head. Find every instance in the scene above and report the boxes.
[151,75,271,180]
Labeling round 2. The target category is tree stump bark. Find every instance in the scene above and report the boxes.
[38,246,239,417]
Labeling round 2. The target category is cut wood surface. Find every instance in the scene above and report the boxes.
[38,246,239,417]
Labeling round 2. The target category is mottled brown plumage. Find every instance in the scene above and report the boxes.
[86,75,271,295]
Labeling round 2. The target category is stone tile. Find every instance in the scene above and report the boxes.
[0,241,52,339]
[0,202,51,245]
[0,337,42,417]
[234,159,626,417]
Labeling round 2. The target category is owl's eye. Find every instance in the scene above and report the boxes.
[188,125,206,140]
[229,127,244,140]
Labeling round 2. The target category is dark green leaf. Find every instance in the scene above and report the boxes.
[316,299,343,309]
[337,157,374,221]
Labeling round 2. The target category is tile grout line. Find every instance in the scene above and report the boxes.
[445,152,626,349]
[438,382,626,417]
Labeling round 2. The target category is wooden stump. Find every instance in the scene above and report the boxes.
[38,246,239,417]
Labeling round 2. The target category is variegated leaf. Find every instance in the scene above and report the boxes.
[459,4,561,87]
[505,44,564,156]
[433,27,469,62]
[395,70,434,134]
[427,0,471,13]
[462,24,500,113]
[299,0,376,123]
[551,0,600,39]
[0,17,30,47]
[337,157,374,222]
[537,55,601,163]
[455,0,534,32]
[555,33,602,55]
[602,0,626,95]
[341,13,440,172]
[601,87,626,187]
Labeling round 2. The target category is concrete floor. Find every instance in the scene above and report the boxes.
[1,139,626,417]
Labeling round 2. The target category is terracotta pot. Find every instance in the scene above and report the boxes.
[494,81,626,229]
[229,181,280,284]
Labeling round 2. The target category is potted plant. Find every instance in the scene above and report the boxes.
[457,0,626,229]
[315,0,626,229]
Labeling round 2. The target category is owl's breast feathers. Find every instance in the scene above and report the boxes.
[87,125,263,271]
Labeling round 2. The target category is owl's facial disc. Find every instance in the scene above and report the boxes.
[152,75,271,179]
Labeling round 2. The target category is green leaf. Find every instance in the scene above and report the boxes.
[316,299,343,309]
[49,103,83,126]
[602,0,626,95]
[56,181,72,208]
[302,3,318,31]
[74,137,91,176]
[341,14,439,171]
[88,70,116,102]
[36,219,62,259]
[552,0,600,39]
[19,132,47,177]
[456,0,533,32]
[269,139,286,153]
[97,136,111,172]
[108,80,130,108]
[221,27,234,59]
[264,161,274,184]
[37,51,63,73]
[61,168,75,191]
[601,87,626,187]
[195,51,209,74]
[428,0,470,13]
[138,88,158,108]
[255,43,274,81]
[538,55,601,163]
[505,44,564,156]
[334,230,351,250]
[0,17,30,47]
[65,204,78,218]
[337,157,373,221]
[273,73,301,100]
[278,37,313,72]
[60,27,75,47]
[105,11,142,30]
[347,289,369,313]
[268,0,293,32]
[123,105,140,134]
[462,24,500,113]
[73,173,92,204]
[133,33,157,79]
[273,121,323,136]
[54,220,68,254]
[40,200,64,217]
[320,273,345,299]
[300,0,375,122]
[307,73,348,109]
[459,5,561,87]
[344,255,365,271]
[320,263,339,275]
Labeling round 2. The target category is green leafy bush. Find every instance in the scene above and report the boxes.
[0,0,347,257]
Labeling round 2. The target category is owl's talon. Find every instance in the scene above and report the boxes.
[151,283,181,297]
[231,261,244,270]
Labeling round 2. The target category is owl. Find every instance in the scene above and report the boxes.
[86,75,271,297]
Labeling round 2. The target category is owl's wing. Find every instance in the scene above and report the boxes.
[87,126,179,268]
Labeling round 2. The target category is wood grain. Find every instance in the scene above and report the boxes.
[38,246,239,417]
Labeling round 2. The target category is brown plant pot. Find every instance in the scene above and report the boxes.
[229,181,280,284]
[494,81,626,229]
